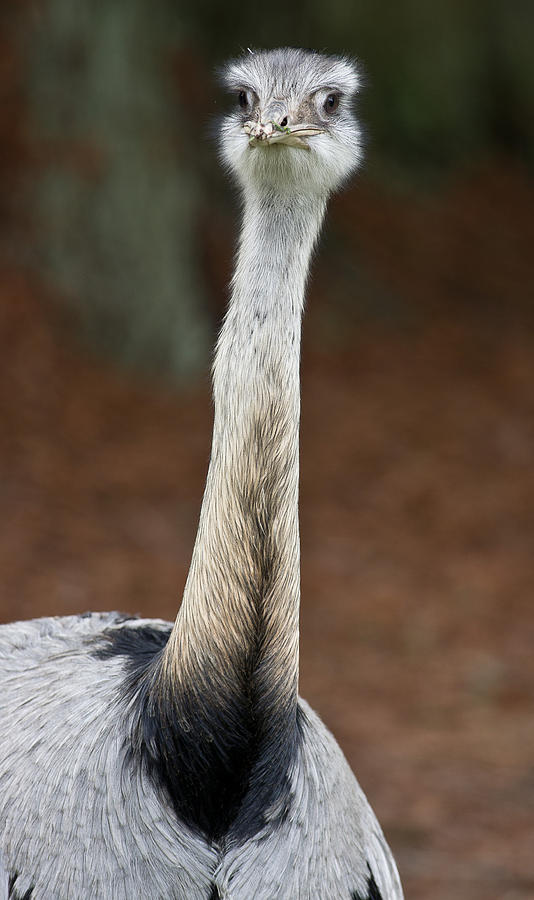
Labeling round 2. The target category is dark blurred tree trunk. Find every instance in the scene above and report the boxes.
[26,0,209,380]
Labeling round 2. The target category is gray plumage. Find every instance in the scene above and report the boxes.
[0,49,403,899]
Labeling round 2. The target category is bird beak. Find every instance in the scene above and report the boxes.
[243,120,326,149]
[243,100,326,149]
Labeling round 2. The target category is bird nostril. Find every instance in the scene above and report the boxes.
[280,116,288,128]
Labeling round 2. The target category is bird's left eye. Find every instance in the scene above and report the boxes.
[238,90,249,110]
[324,93,340,113]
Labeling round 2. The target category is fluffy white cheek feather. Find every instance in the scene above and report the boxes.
[220,119,362,196]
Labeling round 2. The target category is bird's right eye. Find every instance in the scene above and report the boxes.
[238,90,249,110]
[324,92,341,113]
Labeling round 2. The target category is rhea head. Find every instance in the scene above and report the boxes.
[219,47,362,196]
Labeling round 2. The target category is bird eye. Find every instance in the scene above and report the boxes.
[324,93,340,113]
[238,90,249,110]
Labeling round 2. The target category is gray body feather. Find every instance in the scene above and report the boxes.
[0,50,403,899]
[0,615,400,899]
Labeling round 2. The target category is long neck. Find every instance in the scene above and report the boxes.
[163,188,326,715]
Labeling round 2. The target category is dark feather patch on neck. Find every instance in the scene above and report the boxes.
[93,624,301,843]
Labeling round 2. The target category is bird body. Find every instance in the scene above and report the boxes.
[0,49,403,899]
[0,615,398,899]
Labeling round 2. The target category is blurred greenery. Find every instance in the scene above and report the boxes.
[17,0,534,377]
[26,0,210,380]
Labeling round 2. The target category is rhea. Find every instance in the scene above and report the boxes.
[0,49,403,899]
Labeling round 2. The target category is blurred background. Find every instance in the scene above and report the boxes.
[1,2,533,898]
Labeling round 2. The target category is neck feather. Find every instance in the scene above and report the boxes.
[162,187,326,719]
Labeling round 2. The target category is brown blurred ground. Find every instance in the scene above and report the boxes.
[1,164,534,900]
